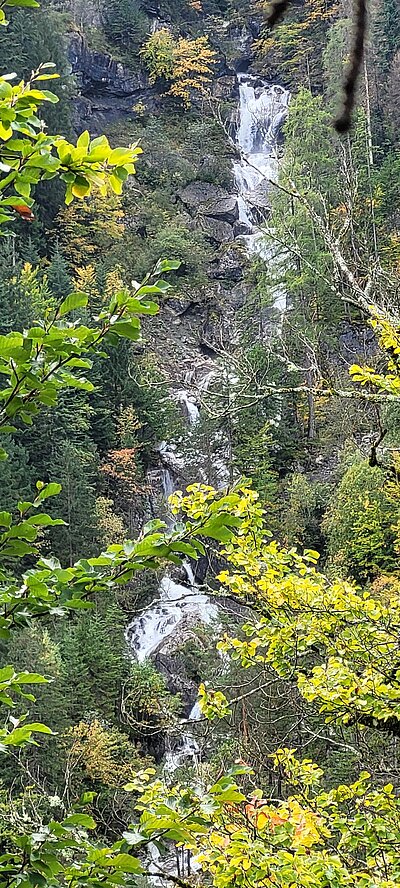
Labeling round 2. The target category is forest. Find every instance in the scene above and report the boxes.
[0,0,400,885]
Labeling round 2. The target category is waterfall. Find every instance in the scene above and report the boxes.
[233,73,290,270]
[126,576,217,664]
[125,73,290,780]
[175,390,200,425]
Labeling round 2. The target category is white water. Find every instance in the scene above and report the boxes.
[127,576,217,664]
[175,390,200,425]
[233,73,289,267]
[164,698,204,775]
[126,74,290,780]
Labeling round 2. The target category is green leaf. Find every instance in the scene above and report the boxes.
[35,73,60,81]
[58,291,88,317]
[1,540,36,556]
[63,813,96,829]
[71,176,90,198]
[0,511,11,527]
[105,855,143,874]
[126,296,159,315]
[108,147,135,165]
[16,672,48,684]
[156,258,181,272]
[109,173,123,195]
[122,830,146,846]
[110,320,141,341]
[34,482,62,503]
[26,513,66,527]
[0,665,15,682]
[77,130,90,149]
[6,521,37,540]
[26,88,58,103]
[2,722,53,746]
[0,120,13,141]
[5,0,40,7]
[171,542,198,558]
[0,332,24,356]
[201,513,241,541]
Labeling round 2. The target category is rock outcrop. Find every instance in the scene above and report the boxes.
[68,33,161,132]
[178,181,240,243]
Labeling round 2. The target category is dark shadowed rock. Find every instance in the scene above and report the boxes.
[196,215,234,243]
[202,193,238,223]
[178,182,239,227]
[68,33,163,132]
[213,74,237,99]
[234,219,251,236]
[69,33,147,96]
[154,650,198,713]
[209,243,247,280]
[178,181,224,210]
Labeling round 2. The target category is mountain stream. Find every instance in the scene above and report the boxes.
[126,72,290,774]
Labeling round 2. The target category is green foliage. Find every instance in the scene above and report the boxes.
[323,456,396,580]
[0,63,141,224]
[124,660,181,727]
[373,0,400,74]
[103,0,150,55]
[281,472,329,551]
[254,0,338,88]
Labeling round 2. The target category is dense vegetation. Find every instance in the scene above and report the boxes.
[0,0,400,885]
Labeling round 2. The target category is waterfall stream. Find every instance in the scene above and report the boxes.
[233,73,290,261]
[126,71,289,775]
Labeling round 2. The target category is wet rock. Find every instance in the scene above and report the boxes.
[234,219,251,236]
[213,74,237,99]
[154,650,199,713]
[208,243,247,280]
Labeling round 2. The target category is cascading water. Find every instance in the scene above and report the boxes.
[126,575,217,664]
[126,387,214,772]
[126,73,290,778]
[233,73,290,276]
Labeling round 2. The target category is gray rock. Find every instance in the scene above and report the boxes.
[209,244,247,279]
[178,181,224,210]
[154,650,198,713]
[178,181,239,224]
[230,281,250,308]
[69,33,147,96]
[196,215,234,243]
[213,74,237,99]
[234,219,251,236]
[202,194,238,224]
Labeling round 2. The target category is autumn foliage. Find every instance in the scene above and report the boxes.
[140,27,216,107]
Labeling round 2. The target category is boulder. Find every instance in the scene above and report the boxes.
[178,181,238,224]
[196,215,234,244]
[178,181,224,211]
[209,244,247,280]
[202,194,239,224]
[213,74,237,99]
[234,219,251,236]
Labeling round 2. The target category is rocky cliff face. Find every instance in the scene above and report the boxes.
[68,32,162,133]
[66,24,257,728]
[68,30,238,134]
